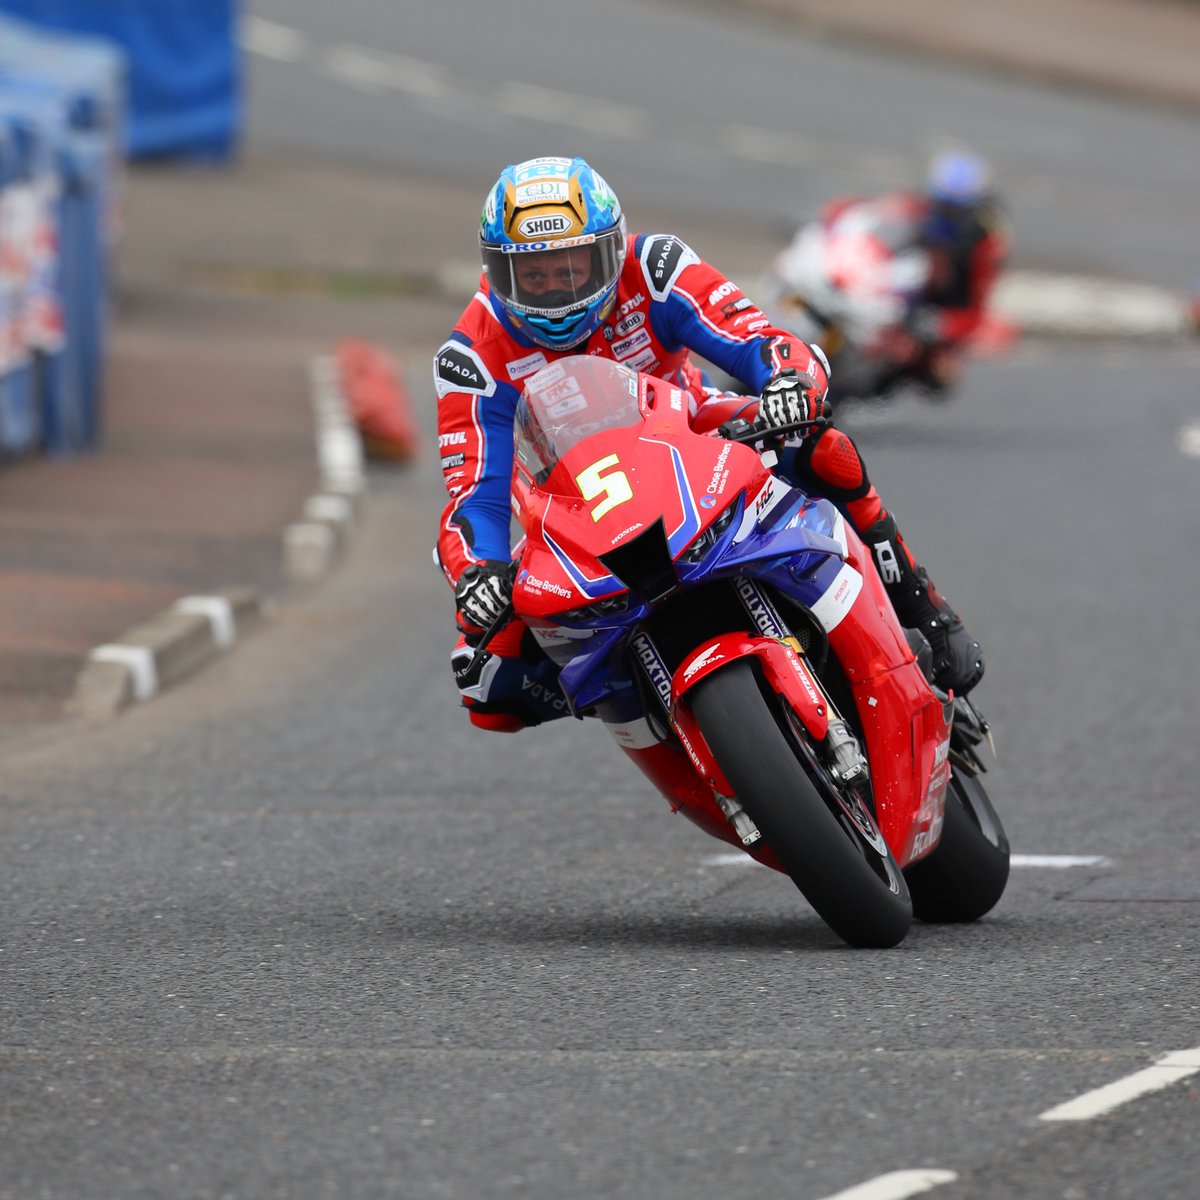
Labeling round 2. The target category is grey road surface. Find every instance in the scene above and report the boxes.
[4,339,1199,1198]
[242,0,1200,288]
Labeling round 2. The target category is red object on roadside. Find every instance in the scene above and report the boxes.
[336,340,419,461]
[967,313,1021,357]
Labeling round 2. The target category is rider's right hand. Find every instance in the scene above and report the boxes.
[454,560,514,635]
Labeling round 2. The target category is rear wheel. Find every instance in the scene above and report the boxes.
[904,768,1010,922]
[690,660,912,948]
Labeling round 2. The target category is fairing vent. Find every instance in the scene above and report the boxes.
[598,518,677,604]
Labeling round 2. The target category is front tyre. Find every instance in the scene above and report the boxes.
[690,660,912,949]
[904,769,1010,923]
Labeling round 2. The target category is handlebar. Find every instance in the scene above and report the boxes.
[718,415,829,445]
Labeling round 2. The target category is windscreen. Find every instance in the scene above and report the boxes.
[514,357,643,479]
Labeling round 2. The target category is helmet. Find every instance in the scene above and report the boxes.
[924,151,993,243]
[480,156,627,350]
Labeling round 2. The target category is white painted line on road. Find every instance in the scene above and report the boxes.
[702,852,1112,869]
[994,272,1194,338]
[1038,1048,1200,1122]
[815,1169,957,1200]
[1010,854,1113,868]
[88,644,157,701]
[495,82,647,138]
[239,16,309,63]
[1177,422,1200,458]
[174,596,236,650]
[719,123,909,182]
[320,45,450,99]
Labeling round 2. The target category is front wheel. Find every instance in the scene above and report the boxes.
[689,660,912,949]
[903,768,1010,923]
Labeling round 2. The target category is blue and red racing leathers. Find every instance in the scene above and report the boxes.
[434,232,900,731]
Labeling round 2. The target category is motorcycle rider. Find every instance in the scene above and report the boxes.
[435,156,985,732]
[770,150,1008,399]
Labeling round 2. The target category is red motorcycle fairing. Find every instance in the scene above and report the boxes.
[510,373,769,622]
[822,519,954,864]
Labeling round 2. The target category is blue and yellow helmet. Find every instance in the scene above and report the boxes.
[480,156,627,350]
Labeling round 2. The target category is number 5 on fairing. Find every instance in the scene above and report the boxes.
[575,453,633,521]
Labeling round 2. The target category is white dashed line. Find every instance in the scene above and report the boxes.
[1039,1048,1200,1122]
[702,852,1112,869]
[1010,854,1112,868]
[1177,422,1200,458]
[239,16,309,63]
[320,44,451,99]
[815,1169,958,1200]
[494,82,648,138]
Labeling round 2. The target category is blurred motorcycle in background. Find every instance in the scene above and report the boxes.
[758,154,1017,412]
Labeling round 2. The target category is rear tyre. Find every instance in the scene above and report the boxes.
[690,660,912,949]
[904,768,1010,923]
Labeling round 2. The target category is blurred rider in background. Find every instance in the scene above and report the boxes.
[766,150,1009,403]
[433,155,985,733]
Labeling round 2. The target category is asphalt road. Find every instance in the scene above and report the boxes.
[241,0,1200,288]
[4,2,1200,1198]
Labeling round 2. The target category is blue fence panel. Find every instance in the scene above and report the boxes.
[1,15,126,457]
[0,0,238,161]
[0,112,38,455]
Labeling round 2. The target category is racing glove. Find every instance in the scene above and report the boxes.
[757,367,830,433]
[454,560,514,635]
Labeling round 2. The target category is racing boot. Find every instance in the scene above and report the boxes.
[861,514,984,696]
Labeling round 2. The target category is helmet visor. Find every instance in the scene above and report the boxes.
[483,228,624,319]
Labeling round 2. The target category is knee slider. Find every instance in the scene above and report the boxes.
[808,428,867,495]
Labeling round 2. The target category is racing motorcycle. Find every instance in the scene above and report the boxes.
[759,202,946,408]
[470,356,1008,948]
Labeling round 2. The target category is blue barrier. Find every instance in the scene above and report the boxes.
[0,15,125,458]
[0,0,237,161]
[0,111,38,456]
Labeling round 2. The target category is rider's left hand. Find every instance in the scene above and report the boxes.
[757,368,830,433]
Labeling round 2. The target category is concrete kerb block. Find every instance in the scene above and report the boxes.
[284,354,369,583]
[285,517,340,582]
[67,588,270,720]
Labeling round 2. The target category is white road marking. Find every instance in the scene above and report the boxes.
[815,1169,958,1200]
[320,45,450,99]
[239,16,308,63]
[1177,422,1200,458]
[994,272,1193,338]
[1039,1048,1200,1122]
[719,122,908,182]
[494,82,647,138]
[1010,854,1112,868]
[702,852,1112,869]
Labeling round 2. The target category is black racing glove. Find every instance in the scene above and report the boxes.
[757,367,830,433]
[454,560,514,635]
